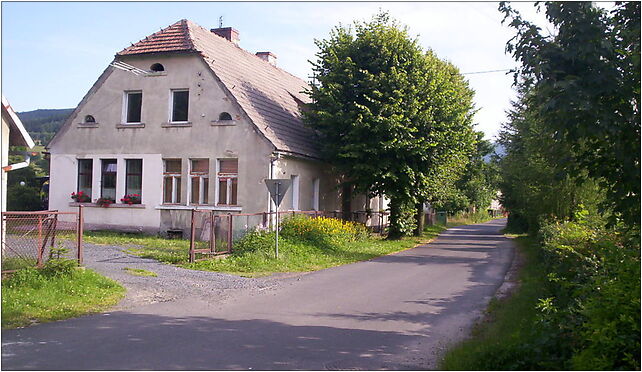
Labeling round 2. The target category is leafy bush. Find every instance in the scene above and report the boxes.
[279,216,369,244]
[536,213,641,370]
[232,229,277,255]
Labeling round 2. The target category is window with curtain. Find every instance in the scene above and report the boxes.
[101,159,117,200]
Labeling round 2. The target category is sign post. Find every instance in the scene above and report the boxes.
[264,179,291,259]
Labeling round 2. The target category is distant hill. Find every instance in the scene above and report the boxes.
[17,108,74,146]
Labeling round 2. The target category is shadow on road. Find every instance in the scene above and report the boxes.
[3,311,423,370]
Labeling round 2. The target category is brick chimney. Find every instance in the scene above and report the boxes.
[211,27,240,45]
[256,51,277,66]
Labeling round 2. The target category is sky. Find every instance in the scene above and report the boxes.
[1,1,552,140]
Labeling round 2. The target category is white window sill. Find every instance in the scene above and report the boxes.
[145,72,167,77]
[162,122,192,127]
[155,205,242,212]
[69,202,146,209]
[211,120,237,126]
[116,123,145,128]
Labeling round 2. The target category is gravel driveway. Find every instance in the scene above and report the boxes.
[82,242,281,309]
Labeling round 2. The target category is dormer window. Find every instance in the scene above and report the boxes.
[84,115,96,123]
[150,63,165,72]
[219,112,233,121]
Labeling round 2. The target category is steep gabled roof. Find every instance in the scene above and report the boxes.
[2,95,35,149]
[117,20,319,159]
[118,19,197,56]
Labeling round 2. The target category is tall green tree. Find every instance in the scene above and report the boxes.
[500,1,641,227]
[305,12,475,237]
[499,88,604,232]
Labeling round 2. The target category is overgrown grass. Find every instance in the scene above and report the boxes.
[2,257,38,271]
[123,267,157,277]
[1,266,125,329]
[84,231,187,264]
[440,235,547,370]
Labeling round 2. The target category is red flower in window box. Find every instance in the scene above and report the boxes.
[71,191,91,203]
[96,197,115,207]
[120,194,141,205]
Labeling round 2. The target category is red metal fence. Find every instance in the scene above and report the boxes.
[188,210,390,262]
[1,208,84,273]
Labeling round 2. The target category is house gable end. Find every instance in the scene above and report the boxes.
[46,65,114,151]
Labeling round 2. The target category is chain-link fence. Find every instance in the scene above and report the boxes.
[1,210,83,272]
[188,210,391,262]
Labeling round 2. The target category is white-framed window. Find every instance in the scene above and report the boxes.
[124,91,142,123]
[77,159,93,200]
[170,89,189,123]
[163,159,182,204]
[217,159,238,206]
[190,159,209,205]
[101,159,117,200]
[125,159,143,202]
[312,178,320,211]
[291,175,300,210]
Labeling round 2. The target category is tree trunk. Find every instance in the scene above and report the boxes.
[341,184,352,221]
[413,201,425,236]
[388,196,404,239]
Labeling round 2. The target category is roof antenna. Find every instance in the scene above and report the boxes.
[218,16,223,28]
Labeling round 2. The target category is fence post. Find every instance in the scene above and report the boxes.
[209,211,215,253]
[189,209,196,263]
[36,215,43,267]
[262,212,268,229]
[77,206,84,265]
[227,213,233,253]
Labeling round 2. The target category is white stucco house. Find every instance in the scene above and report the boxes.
[47,19,386,235]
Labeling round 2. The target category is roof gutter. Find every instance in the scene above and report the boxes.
[2,151,32,172]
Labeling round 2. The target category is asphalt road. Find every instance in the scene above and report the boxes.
[2,218,514,370]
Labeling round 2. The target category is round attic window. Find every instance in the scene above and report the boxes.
[150,63,165,72]
[219,112,233,121]
[84,115,96,123]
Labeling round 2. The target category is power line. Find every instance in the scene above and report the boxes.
[462,68,513,75]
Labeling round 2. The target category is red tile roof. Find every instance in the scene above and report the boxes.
[117,19,319,159]
[118,19,196,56]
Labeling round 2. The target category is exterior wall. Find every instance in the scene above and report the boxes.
[272,155,388,215]
[1,116,9,214]
[272,155,341,212]
[49,153,163,230]
[48,53,275,233]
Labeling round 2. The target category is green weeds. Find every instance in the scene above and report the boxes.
[1,257,125,329]
[123,268,157,277]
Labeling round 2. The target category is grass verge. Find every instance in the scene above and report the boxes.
[1,267,125,329]
[184,224,448,277]
[123,267,157,277]
[439,235,546,370]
